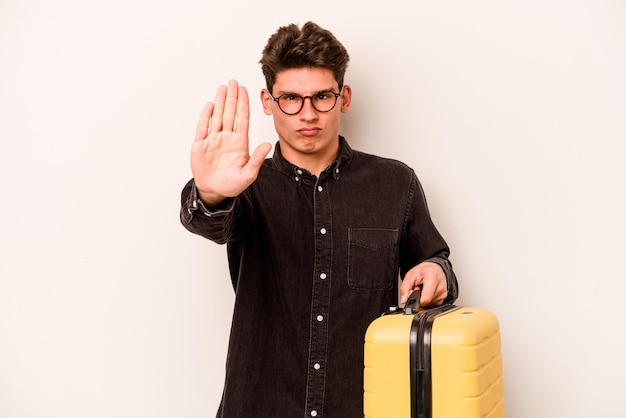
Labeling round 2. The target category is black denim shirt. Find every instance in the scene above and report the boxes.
[180,137,458,418]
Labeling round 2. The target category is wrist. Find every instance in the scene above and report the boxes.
[197,189,227,209]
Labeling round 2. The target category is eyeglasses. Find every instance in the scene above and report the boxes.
[268,87,343,115]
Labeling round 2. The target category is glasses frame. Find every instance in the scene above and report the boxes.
[268,87,344,115]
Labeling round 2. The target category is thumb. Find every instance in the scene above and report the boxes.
[400,290,409,305]
[250,142,272,166]
[399,279,415,305]
[244,142,272,179]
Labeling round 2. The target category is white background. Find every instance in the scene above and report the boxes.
[1,1,625,417]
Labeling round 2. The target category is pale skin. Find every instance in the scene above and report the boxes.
[190,69,448,306]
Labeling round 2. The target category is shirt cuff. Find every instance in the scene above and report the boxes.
[423,256,459,304]
[181,180,235,223]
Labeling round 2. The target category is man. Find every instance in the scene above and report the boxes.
[180,21,458,418]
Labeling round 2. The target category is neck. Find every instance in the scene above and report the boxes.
[291,154,335,177]
[279,140,339,177]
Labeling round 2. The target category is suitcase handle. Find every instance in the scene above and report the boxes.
[404,288,422,314]
[381,288,423,316]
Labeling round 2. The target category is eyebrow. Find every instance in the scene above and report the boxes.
[275,88,337,96]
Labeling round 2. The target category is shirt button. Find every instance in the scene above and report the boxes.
[320,273,327,280]
[320,228,327,235]
[297,169,303,175]
[314,363,321,370]
[317,185,323,192]
[295,176,300,182]
[317,315,324,322]
[311,411,318,417]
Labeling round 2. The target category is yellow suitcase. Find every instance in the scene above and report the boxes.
[364,290,505,418]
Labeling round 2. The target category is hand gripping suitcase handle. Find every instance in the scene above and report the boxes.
[404,288,422,314]
[381,288,423,316]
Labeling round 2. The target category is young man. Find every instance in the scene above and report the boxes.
[180,21,458,418]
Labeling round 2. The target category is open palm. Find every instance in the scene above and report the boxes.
[191,80,272,206]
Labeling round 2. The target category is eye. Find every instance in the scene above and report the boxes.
[315,92,332,100]
[282,94,301,102]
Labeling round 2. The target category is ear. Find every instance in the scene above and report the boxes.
[340,84,352,113]
[260,89,273,115]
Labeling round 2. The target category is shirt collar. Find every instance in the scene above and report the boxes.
[270,135,354,181]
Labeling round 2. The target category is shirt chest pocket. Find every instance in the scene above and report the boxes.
[347,228,399,290]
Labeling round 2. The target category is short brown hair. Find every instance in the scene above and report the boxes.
[259,21,350,93]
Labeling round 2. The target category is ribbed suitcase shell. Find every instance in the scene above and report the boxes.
[364,303,505,418]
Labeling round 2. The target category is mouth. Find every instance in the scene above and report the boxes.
[297,127,321,137]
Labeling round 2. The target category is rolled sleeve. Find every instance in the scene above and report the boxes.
[179,179,238,243]
[424,256,459,304]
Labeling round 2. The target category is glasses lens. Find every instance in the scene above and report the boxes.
[312,92,338,112]
[278,95,303,115]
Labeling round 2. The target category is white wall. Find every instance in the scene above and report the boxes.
[1,1,624,417]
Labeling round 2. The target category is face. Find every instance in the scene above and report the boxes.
[261,67,351,170]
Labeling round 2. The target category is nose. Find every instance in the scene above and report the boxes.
[299,96,318,119]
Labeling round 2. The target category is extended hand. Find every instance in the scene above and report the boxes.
[191,80,272,206]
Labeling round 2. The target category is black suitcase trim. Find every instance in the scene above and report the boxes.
[409,303,459,418]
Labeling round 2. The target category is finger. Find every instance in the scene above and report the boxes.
[194,102,214,142]
[420,280,437,306]
[222,80,239,132]
[211,84,229,133]
[437,286,449,305]
[420,275,447,306]
[234,85,250,135]
[399,276,421,304]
